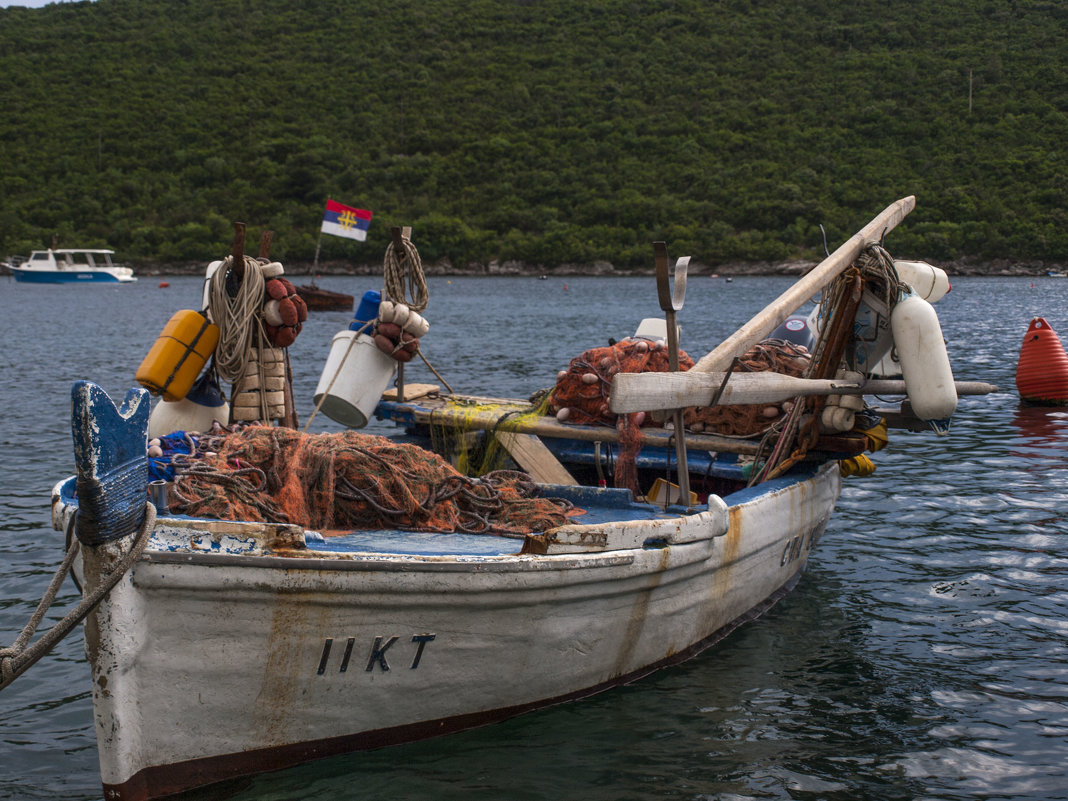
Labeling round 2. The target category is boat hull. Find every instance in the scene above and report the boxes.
[10,266,134,283]
[61,463,841,800]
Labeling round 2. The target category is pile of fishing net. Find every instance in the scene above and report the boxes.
[550,337,695,495]
[684,339,812,437]
[547,337,813,495]
[550,337,694,426]
[169,426,573,537]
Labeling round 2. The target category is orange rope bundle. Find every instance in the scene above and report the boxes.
[170,427,572,536]
[684,340,812,437]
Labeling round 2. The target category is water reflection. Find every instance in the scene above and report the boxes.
[1011,404,1068,446]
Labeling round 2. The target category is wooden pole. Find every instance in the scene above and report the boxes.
[231,222,245,280]
[610,372,997,414]
[258,230,273,259]
[693,196,916,374]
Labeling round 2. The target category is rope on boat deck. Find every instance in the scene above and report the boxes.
[0,502,157,692]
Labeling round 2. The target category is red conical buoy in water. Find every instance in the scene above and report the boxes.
[1016,317,1068,405]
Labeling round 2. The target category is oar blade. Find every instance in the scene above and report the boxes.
[609,371,858,413]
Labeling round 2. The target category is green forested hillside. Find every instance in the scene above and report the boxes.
[0,0,1065,270]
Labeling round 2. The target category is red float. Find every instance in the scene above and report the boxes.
[1016,317,1068,405]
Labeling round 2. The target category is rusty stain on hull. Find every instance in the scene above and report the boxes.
[612,547,671,677]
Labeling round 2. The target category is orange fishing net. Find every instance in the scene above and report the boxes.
[550,338,695,495]
[550,338,694,426]
[684,340,812,437]
[170,427,572,536]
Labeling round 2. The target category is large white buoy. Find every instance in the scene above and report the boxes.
[891,292,957,434]
[894,260,950,302]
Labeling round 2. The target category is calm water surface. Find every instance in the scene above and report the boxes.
[1,272,1067,800]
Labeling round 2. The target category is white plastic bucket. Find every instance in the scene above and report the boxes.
[313,330,396,428]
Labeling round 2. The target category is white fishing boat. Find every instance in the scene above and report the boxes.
[1,198,995,801]
[5,248,136,283]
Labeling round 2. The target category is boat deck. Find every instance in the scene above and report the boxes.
[307,484,680,556]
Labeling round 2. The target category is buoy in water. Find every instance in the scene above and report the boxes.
[159,281,170,288]
[1016,317,1068,405]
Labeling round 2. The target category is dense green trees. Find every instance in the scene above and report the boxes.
[1,0,1065,270]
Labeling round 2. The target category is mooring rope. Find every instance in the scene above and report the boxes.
[0,502,157,692]
[382,236,429,312]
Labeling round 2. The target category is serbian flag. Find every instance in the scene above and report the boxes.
[321,199,372,241]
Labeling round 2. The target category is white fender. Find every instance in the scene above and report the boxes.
[402,311,430,338]
[202,260,223,317]
[891,293,956,434]
[893,260,950,302]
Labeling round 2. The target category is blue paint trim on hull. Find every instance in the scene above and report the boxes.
[10,268,127,283]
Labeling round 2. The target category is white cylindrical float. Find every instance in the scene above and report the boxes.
[313,330,397,428]
[891,292,957,434]
[894,260,950,302]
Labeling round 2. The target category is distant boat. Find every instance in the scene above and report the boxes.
[4,248,136,283]
[1047,271,1066,278]
[294,282,354,312]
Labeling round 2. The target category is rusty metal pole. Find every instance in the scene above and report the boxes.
[654,242,692,510]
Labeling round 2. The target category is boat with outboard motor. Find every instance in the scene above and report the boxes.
[5,248,136,283]
[1,198,997,801]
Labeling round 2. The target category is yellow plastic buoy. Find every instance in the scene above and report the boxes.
[136,310,220,402]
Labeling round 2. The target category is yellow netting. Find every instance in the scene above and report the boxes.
[426,394,555,477]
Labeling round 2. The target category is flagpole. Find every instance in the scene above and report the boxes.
[313,229,322,271]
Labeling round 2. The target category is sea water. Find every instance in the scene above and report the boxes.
[1,273,1067,800]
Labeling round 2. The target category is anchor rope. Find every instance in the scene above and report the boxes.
[0,502,157,692]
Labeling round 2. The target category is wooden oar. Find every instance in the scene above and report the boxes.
[692,196,916,374]
[383,394,764,455]
[609,371,997,413]
[610,197,917,412]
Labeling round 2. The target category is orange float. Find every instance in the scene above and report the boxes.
[1016,317,1068,405]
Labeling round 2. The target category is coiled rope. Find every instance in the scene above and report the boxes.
[0,502,157,692]
[208,255,267,383]
[383,236,429,312]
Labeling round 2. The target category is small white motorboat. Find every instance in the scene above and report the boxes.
[6,248,136,283]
